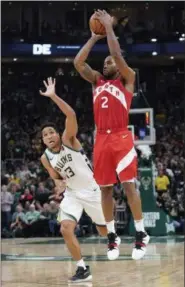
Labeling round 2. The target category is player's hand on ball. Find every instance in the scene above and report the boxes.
[39,77,56,98]
[95,10,113,27]
[91,31,106,41]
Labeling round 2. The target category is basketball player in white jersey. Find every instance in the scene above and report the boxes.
[39,78,120,283]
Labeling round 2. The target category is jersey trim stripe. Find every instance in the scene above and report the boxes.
[44,151,50,163]
[47,148,60,155]
[121,178,135,183]
[116,147,137,174]
[59,210,78,223]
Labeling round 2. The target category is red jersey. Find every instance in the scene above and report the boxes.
[93,77,133,132]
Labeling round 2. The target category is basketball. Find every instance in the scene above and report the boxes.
[89,13,106,35]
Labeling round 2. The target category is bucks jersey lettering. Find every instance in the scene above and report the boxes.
[55,154,73,172]
[45,145,98,191]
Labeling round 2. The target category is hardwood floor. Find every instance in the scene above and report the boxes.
[1,236,184,287]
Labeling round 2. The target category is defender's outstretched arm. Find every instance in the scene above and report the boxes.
[40,77,77,140]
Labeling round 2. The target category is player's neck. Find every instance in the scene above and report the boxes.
[108,72,119,80]
[48,146,61,153]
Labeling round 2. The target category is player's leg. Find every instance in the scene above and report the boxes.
[58,195,92,282]
[94,139,116,229]
[93,135,121,260]
[96,224,107,236]
[81,192,108,236]
[82,187,121,261]
[101,185,115,225]
[60,220,81,261]
[115,133,150,259]
[122,181,149,260]
[100,185,121,258]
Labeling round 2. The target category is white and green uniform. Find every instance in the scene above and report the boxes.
[45,144,105,225]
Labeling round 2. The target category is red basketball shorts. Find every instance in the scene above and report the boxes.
[93,130,137,186]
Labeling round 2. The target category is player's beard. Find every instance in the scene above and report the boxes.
[104,70,118,80]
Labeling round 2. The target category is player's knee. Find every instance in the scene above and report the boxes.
[123,182,138,199]
[60,221,75,237]
[101,186,113,199]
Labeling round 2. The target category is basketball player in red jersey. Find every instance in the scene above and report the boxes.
[74,9,150,261]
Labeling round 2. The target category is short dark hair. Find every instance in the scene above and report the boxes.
[40,122,60,134]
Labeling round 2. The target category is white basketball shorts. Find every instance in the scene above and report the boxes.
[57,187,106,226]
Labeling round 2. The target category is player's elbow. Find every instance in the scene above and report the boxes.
[127,69,136,83]
[74,58,82,69]
[67,110,77,122]
[73,57,78,67]
[69,109,76,117]
[74,58,86,71]
[111,52,122,60]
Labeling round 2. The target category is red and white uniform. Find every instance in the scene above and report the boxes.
[93,77,137,186]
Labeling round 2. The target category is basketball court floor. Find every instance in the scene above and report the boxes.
[1,236,184,287]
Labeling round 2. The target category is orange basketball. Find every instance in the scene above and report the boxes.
[89,13,106,35]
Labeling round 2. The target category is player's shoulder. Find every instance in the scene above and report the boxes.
[40,152,53,170]
[41,152,45,159]
[41,149,51,163]
[40,152,47,163]
[95,71,103,81]
[117,76,134,94]
[62,136,82,152]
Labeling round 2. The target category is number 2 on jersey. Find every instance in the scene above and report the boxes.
[101,96,108,108]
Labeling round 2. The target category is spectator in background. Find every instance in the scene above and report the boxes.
[24,201,31,212]
[37,182,50,194]
[10,204,25,237]
[163,163,174,181]
[30,184,37,196]
[19,165,31,182]
[41,203,51,218]
[23,204,41,237]
[155,169,170,196]
[1,185,14,231]
[20,187,33,206]
[8,183,21,202]
[36,182,52,206]
[48,201,59,236]
[25,204,40,224]
[9,173,20,184]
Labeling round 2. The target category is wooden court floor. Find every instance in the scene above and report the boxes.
[1,236,184,287]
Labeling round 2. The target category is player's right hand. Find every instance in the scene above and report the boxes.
[91,31,106,41]
[54,179,66,193]
[39,77,56,98]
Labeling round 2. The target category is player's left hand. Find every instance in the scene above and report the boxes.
[39,77,56,98]
[94,10,114,28]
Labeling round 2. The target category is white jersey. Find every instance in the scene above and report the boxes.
[45,144,98,191]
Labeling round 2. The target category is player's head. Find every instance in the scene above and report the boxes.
[103,56,118,78]
[41,122,61,150]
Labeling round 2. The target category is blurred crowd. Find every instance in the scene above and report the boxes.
[153,96,184,233]
[2,2,185,44]
[1,61,184,237]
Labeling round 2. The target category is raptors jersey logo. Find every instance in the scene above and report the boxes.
[93,77,133,132]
